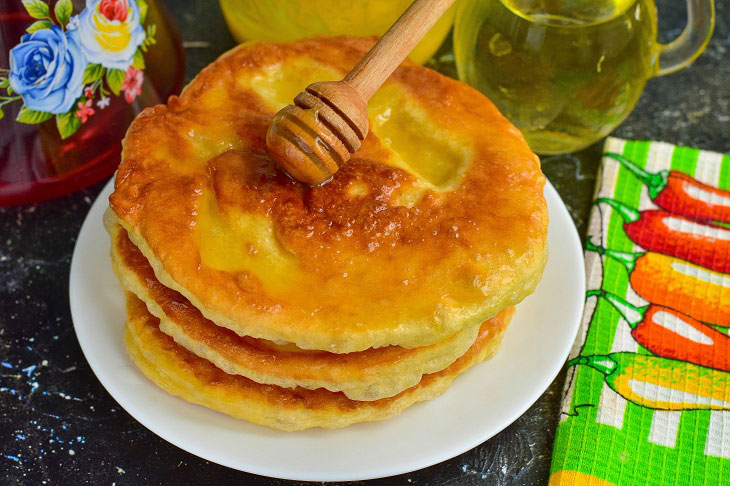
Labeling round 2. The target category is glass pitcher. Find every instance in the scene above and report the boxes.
[454,0,715,155]
[0,0,185,206]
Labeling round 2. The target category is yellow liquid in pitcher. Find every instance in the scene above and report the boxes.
[454,0,658,154]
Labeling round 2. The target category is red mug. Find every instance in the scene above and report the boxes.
[0,0,184,206]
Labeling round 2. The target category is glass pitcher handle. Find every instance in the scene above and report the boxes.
[656,0,715,76]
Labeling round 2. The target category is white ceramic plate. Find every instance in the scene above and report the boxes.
[70,178,584,482]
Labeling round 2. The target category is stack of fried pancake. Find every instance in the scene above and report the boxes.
[105,37,548,431]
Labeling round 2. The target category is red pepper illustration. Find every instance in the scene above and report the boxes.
[586,240,730,327]
[604,152,730,224]
[587,290,730,371]
[596,198,730,274]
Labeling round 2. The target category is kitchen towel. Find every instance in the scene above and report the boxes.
[549,137,730,485]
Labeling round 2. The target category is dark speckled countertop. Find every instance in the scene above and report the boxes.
[1,1,728,484]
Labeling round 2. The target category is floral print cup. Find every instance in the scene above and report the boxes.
[0,0,184,206]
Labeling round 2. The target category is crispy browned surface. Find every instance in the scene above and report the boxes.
[110,220,513,400]
[110,36,547,352]
[124,293,514,430]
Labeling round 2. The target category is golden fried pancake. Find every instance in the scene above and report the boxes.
[110,36,547,352]
[123,293,514,431]
[108,216,513,400]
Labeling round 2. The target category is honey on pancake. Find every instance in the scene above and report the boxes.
[108,37,546,430]
[196,188,299,295]
[108,219,509,401]
[110,37,547,354]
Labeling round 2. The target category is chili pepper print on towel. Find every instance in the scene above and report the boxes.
[586,240,730,327]
[569,352,730,411]
[604,152,730,224]
[595,198,730,274]
[550,140,730,486]
[587,290,730,372]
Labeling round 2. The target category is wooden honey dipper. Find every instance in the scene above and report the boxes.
[266,0,456,186]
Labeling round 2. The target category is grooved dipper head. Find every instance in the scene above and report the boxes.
[266,81,369,186]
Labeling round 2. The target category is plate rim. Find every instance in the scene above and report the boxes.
[70,177,585,482]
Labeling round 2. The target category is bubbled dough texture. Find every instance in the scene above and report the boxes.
[123,293,513,431]
[109,219,513,401]
[110,37,547,353]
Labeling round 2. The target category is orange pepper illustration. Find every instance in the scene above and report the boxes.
[586,241,730,327]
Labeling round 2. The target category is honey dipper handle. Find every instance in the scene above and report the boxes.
[343,0,456,101]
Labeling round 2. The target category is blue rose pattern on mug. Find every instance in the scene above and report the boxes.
[0,0,157,138]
